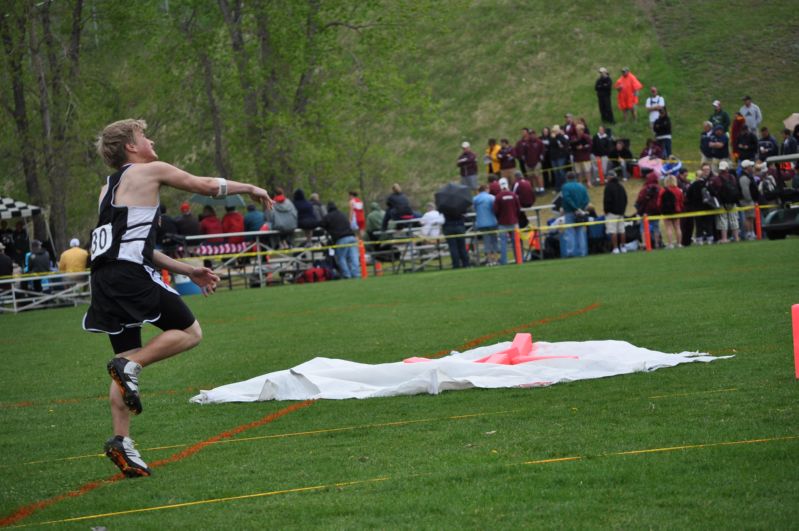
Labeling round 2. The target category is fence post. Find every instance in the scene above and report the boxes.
[754,204,762,240]
[513,228,523,264]
[358,239,368,279]
[642,214,652,252]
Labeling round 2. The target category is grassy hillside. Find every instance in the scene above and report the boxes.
[394,0,799,203]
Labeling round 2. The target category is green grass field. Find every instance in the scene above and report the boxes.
[2,240,799,528]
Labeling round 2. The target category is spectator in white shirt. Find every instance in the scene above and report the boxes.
[645,87,665,129]
[419,203,444,238]
[739,95,762,132]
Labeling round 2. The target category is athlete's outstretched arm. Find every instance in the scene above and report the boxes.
[149,162,273,209]
[152,250,219,296]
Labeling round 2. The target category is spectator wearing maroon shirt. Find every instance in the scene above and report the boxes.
[493,178,521,265]
[487,175,501,196]
[512,171,535,208]
[514,129,530,176]
[571,124,593,188]
[200,206,224,244]
[563,113,577,140]
[221,206,245,244]
[498,138,516,179]
[456,142,479,191]
[525,130,545,193]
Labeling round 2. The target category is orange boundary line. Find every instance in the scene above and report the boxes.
[427,302,601,358]
[0,400,315,528]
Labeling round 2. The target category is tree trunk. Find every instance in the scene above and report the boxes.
[0,7,47,241]
[199,50,230,179]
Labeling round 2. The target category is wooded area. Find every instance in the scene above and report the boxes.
[0,0,431,251]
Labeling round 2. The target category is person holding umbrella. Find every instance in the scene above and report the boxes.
[84,119,272,478]
[435,182,472,269]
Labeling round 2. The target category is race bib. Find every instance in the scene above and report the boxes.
[90,223,113,260]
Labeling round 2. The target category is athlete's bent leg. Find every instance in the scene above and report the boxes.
[125,320,203,367]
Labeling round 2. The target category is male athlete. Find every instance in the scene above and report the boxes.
[84,119,272,477]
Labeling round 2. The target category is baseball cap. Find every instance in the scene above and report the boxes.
[180,201,191,213]
[461,141,470,149]
[598,67,608,74]
[719,160,730,171]
[498,178,509,190]
[69,238,80,247]
[741,159,755,168]
[742,95,752,100]
[622,67,630,73]
[712,100,721,107]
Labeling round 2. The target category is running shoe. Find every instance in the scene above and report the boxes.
[107,357,143,415]
[104,435,151,477]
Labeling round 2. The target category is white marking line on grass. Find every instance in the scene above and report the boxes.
[14,477,390,528]
[648,387,738,399]
[12,410,522,467]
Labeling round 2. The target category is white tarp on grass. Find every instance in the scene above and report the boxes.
[190,339,731,404]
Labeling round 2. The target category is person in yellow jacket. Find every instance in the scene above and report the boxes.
[484,138,501,175]
[59,238,89,273]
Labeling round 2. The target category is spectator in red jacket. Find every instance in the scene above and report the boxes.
[635,173,662,248]
[512,171,535,208]
[457,142,479,191]
[487,175,501,196]
[498,138,516,179]
[515,129,530,176]
[200,206,224,244]
[221,206,245,244]
[657,175,684,249]
[493,178,521,265]
[571,124,593,188]
[525,129,545,193]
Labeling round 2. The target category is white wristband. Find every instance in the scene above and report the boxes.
[214,178,228,197]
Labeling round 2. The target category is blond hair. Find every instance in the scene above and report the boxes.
[96,119,147,170]
[664,175,677,188]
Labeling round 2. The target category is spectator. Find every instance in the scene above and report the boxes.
[268,188,298,249]
[595,67,615,123]
[608,139,634,180]
[576,117,591,136]
[515,129,530,175]
[320,202,359,279]
[780,128,798,156]
[645,86,665,130]
[571,124,593,188]
[739,96,762,132]
[25,239,52,292]
[436,187,471,269]
[709,100,731,132]
[592,125,613,181]
[549,125,571,191]
[175,201,201,237]
[58,238,89,273]
[640,138,664,160]
[708,125,730,174]
[12,221,29,267]
[699,121,714,165]
[0,221,14,261]
[738,160,759,240]
[199,206,224,244]
[294,189,319,245]
[757,162,779,207]
[382,183,415,231]
[156,205,179,254]
[243,204,266,237]
[524,129,545,193]
[730,113,746,160]
[365,202,385,242]
[0,242,11,290]
[492,177,521,265]
[540,126,553,190]
[419,202,445,239]
[636,172,663,247]
[658,175,684,249]
[614,67,643,122]
[309,193,327,222]
[348,191,365,238]
[221,205,245,244]
[653,108,673,157]
[709,161,741,243]
[563,113,577,139]
[757,127,779,162]
[735,125,758,166]
[456,142,479,191]
[684,163,715,245]
[473,185,499,266]
[485,138,501,176]
[487,175,501,196]
[498,138,516,179]
[512,171,535,208]
[560,172,590,257]
[602,172,628,254]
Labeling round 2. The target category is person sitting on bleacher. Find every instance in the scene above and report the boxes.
[419,203,444,238]
[267,188,298,249]
[320,202,360,279]
[199,206,224,244]
[366,201,385,242]
[294,189,320,245]
[221,206,245,244]
[381,183,415,231]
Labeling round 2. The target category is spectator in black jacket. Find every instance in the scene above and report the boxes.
[608,139,634,180]
[381,183,415,231]
[595,67,615,123]
[603,173,628,253]
[757,127,779,161]
[735,125,758,164]
[592,125,613,180]
[653,108,673,157]
[320,202,359,279]
[684,163,715,246]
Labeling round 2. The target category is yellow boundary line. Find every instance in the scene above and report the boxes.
[16,434,798,527]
